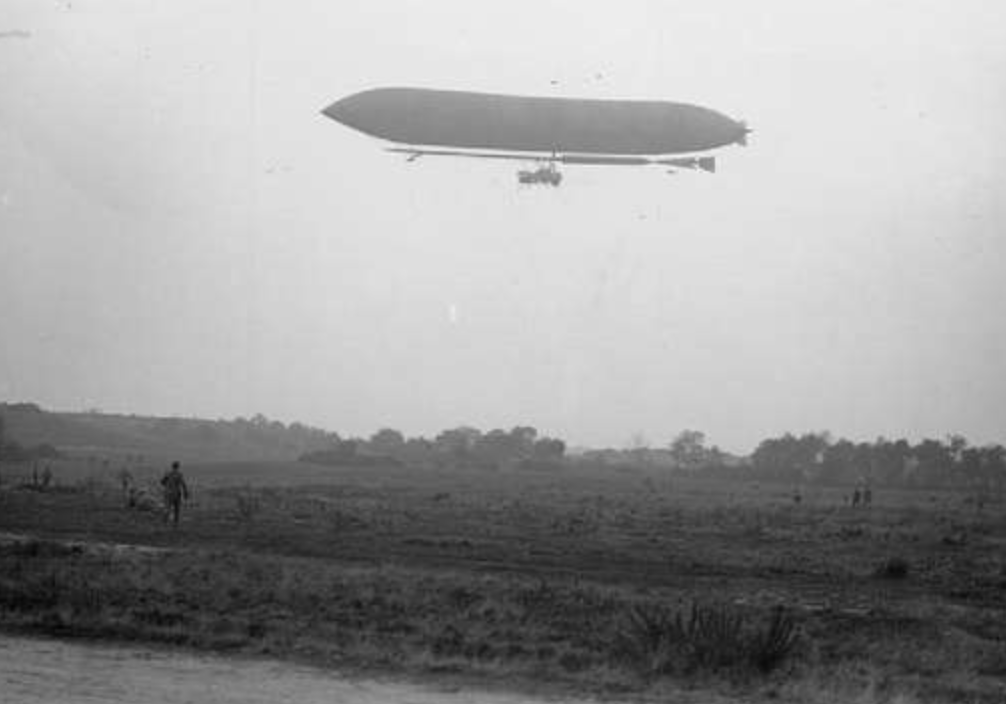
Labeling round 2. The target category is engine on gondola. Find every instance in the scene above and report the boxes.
[517,164,562,187]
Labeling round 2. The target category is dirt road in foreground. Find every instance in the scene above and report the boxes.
[0,634,570,704]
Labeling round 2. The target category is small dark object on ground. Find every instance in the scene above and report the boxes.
[874,557,910,579]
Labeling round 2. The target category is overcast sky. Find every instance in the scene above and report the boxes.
[2,1,1005,452]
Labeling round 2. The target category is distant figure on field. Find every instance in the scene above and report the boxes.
[160,461,190,526]
[852,487,861,508]
[792,487,802,504]
[863,485,872,507]
[118,467,135,506]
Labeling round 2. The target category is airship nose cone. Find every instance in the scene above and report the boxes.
[321,96,356,128]
[321,89,401,140]
[322,90,381,129]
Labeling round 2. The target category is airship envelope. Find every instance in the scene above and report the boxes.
[322,87,749,156]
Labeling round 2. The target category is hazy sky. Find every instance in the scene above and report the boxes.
[2,1,1005,452]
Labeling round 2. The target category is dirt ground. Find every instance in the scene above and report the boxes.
[2,633,663,704]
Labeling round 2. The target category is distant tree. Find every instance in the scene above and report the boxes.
[705,444,728,467]
[752,433,830,482]
[473,429,514,466]
[284,422,336,455]
[669,430,707,470]
[509,426,538,460]
[912,438,953,487]
[960,447,983,488]
[532,437,566,462]
[981,445,1006,495]
[434,427,482,461]
[299,438,359,464]
[946,434,968,464]
[399,437,435,466]
[298,437,400,467]
[869,438,913,485]
[820,439,856,484]
[336,438,360,459]
[368,428,405,457]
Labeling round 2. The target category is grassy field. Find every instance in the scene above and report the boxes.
[1,458,1004,702]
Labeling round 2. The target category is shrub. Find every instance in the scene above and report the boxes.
[618,601,679,672]
[616,601,799,676]
[749,606,800,673]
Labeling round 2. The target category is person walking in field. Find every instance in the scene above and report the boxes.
[160,461,189,526]
[118,467,134,507]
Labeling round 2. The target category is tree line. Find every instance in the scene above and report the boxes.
[4,403,1004,491]
[748,432,1006,491]
[299,425,566,471]
[574,429,1006,493]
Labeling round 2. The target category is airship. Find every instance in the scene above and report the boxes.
[322,87,749,186]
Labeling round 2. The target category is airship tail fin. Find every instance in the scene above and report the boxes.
[658,156,716,173]
[735,121,750,146]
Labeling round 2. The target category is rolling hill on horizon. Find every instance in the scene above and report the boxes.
[0,402,336,463]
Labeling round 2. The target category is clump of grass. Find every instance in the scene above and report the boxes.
[874,557,910,580]
[0,540,82,559]
[0,542,104,617]
[234,491,262,522]
[749,607,801,673]
[617,600,800,676]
